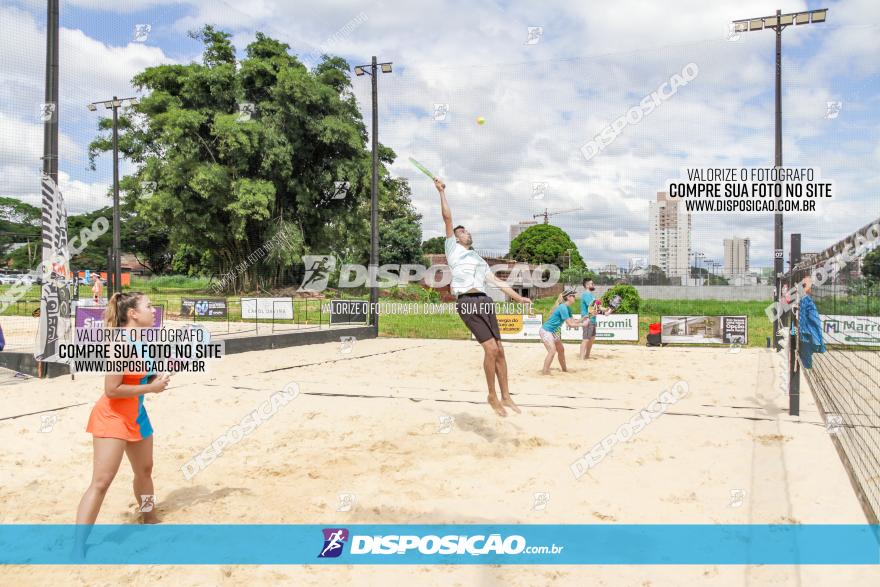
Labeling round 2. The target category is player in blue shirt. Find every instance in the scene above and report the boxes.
[579,278,610,360]
[539,289,585,375]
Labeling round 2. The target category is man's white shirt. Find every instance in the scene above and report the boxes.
[445,236,490,296]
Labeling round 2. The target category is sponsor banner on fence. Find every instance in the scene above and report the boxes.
[562,314,639,341]
[181,298,227,318]
[821,314,880,346]
[241,297,293,320]
[660,316,748,345]
[75,305,163,329]
[497,314,544,339]
[329,300,369,325]
[490,314,639,341]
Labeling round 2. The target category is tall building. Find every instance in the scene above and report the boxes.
[509,220,538,244]
[723,237,751,278]
[648,191,691,282]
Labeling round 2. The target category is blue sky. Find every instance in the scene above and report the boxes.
[1,0,878,270]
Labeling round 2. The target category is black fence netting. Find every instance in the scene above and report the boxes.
[788,218,880,523]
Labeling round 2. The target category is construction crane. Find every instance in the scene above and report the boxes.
[532,207,584,225]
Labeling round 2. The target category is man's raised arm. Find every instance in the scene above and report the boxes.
[434,178,453,237]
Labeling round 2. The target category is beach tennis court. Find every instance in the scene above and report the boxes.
[1,337,877,585]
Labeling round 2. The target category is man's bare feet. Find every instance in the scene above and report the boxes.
[541,370,551,375]
[141,512,160,524]
[501,396,522,414]
[487,395,508,417]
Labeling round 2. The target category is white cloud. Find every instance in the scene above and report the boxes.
[1,0,878,269]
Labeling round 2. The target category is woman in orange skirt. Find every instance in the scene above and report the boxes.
[75,292,170,548]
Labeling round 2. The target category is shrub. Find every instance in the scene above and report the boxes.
[603,284,640,314]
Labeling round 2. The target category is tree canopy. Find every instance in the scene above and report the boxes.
[508,224,585,268]
[863,247,880,282]
[87,26,420,292]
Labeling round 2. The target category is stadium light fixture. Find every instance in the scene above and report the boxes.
[731,7,828,412]
[352,57,393,329]
[86,95,139,295]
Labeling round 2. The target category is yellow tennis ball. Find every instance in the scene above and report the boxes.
[477,116,486,125]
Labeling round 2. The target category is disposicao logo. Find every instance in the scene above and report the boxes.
[318,528,349,558]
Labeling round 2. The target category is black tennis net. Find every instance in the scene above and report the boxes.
[788,222,880,523]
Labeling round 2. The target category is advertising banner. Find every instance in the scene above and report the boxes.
[561,314,640,342]
[820,314,880,346]
[490,314,639,342]
[241,297,293,320]
[181,298,228,318]
[660,316,748,345]
[75,305,163,329]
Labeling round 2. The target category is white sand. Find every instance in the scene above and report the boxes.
[0,338,877,586]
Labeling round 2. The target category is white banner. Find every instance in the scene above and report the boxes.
[241,297,294,320]
[820,314,880,346]
[561,314,640,341]
[35,174,72,363]
[491,314,639,342]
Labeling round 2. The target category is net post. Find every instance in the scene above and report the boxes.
[788,233,801,416]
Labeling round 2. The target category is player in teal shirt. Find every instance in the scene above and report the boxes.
[539,289,584,375]
[579,278,608,360]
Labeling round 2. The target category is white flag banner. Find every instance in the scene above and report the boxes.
[34,174,72,363]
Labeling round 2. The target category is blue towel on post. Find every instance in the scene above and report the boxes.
[798,295,826,369]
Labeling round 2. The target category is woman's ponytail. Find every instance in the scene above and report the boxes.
[103,292,142,327]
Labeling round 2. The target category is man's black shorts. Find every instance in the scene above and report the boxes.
[455,293,501,343]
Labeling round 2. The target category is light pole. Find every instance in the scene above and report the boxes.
[732,8,827,350]
[88,96,138,296]
[354,58,392,329]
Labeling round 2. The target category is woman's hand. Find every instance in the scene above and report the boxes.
[147,373,171,394]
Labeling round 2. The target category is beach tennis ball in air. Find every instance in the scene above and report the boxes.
[477,116,486,125]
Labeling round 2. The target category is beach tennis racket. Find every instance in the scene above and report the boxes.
[409,157,437,180]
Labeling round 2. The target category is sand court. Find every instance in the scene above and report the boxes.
[1,338,878,586]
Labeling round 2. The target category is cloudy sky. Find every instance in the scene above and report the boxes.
[1,0,878,270]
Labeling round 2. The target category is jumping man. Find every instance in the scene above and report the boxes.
[434,177,531,418]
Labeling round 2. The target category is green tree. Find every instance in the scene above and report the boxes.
[509,224,584,267]
[863,247,880,282]
[378,176,422,266]
[88,26,416,293]
[67,207,114,269]
[560,266,597,286]
[121,211,172,274]
[0,197,41,268]
[602,284,640,314]
[422,236,446,254]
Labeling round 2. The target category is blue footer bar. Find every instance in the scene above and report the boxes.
[1,524,878,565]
